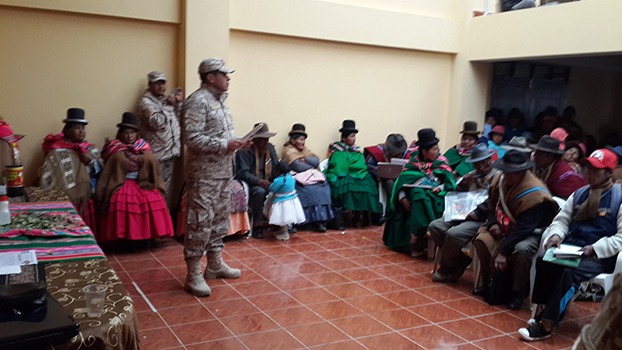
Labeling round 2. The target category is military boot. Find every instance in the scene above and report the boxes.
[204,251,242,279]
[184,257,211,297]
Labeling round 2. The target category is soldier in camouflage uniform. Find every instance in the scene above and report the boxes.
[137,71,183,192]
[182,57,251,297]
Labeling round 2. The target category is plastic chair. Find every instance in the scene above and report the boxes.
[319,159,328,172]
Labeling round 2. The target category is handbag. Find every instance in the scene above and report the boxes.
[292,169,326,185]
[483,272,512,306]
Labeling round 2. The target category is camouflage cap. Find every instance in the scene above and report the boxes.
[147,71,167,83]
[198,57,235,74]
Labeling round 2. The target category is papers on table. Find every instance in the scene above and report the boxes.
[0,250,38,275]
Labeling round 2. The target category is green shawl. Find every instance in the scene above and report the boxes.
[443,146,474,177]
[325,141,367,181]
[382,154,456,249]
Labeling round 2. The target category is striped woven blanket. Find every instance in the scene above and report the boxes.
[0,201,105,263]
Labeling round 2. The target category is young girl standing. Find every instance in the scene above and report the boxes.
[264,161,305,240]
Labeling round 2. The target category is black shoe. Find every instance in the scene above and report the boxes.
[288,225,297,234]
[251,227,264,239]
[507,297,524,310]
[518,323,551,342]
[370,212,384,226]
[315,222,327,233]
[448,254,472,282]
[472,286,487,296]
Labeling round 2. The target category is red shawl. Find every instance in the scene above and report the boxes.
[547,160,587,198]
[101,139,151,161]
[42,133,94,155]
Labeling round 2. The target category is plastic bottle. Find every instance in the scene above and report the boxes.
[5,142,24,198]
[0,195,10,225]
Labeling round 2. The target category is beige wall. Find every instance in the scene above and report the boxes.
[0,6,178,184]
[227,30,455,158]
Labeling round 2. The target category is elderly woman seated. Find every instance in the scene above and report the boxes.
[383,128,456,256]
[325,120,381,227]
[39,108,103,230]
[281,124,334,232]
[443,121,480,178]
[95,113,173,241]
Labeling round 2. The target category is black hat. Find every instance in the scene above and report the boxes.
[415,128,440,148]
[465,143,495,163]
[339,120,358,134]
[460,121,480,135]
[493,150,534,173]
[385,134,407,157]
[530,135,566,155]
[117,112,139,130]
[288,123,307,138]
[62,108,88,125]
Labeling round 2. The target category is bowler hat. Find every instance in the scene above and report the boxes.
[493,150,534,173]
[63,108,88,125]
[251,122,276,139]
[385,134,407,157]
[530,136,566,155]
[466,143,495,163]
[339,120,358,134]
[415,128,440,148]
[117,112,139,130]
[502,136,532,153]
[460,121,480,135]
[288,123,307,138]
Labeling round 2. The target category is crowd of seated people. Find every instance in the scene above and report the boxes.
[6,91,622,346]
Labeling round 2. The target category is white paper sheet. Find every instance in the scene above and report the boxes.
[0,250,38,275]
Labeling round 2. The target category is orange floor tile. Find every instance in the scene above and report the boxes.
[104,226,596,350]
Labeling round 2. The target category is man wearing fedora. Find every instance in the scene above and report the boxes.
[531,135,586,200]
[235,123,278,239]
[138,71,184,192]
[473,150,558,310]
[443,121,481,178]
[520,149,622,341]
[364,133,410,201]
[429,143,499,283]
[182,57,252,297]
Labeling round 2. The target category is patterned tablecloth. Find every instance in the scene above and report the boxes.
[44,259,140,350]
[0,195,139,350]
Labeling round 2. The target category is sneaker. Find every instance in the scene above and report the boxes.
[518,323,551,342]
[274,231,290,241]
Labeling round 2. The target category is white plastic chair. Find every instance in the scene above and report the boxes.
[319,158,328,172]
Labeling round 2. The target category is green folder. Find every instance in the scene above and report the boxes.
[543,247,581,268]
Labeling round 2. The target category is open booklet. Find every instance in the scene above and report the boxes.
[403,177,444,190]
[543,244,583,268]
[240,123,266,142]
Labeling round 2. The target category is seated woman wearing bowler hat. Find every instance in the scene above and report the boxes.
[281,123,334,232]
[95,112,173,241]
[443,121,480,178]
[40,108,104,230]
[383,128,456,256]
[325,120,381,226]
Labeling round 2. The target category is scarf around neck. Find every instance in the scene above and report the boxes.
[329,141,361,155]
[254,146,272,180]
[102,138,152,161]
[42,133,94,155]
[575,178,613,222]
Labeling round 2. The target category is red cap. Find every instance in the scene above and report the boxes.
[491,125,505,135]
[0,196,7,201]
[581,149,617,170]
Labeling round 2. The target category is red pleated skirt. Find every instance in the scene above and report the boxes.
[99,180,173,241]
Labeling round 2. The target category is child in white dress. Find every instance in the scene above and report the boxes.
[264,161,306,240]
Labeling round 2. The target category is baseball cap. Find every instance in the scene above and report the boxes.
[147,71,167,83]
[198,57,235,74]
[580,149,617,170]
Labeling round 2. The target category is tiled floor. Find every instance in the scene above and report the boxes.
[104,227,598,350]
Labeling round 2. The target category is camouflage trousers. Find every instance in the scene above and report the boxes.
[159,157,176,192]
[183,177,231,259]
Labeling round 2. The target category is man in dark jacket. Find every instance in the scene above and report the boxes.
[532,136,587,199]
[473,150,559,310]
[235,123,278,239]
